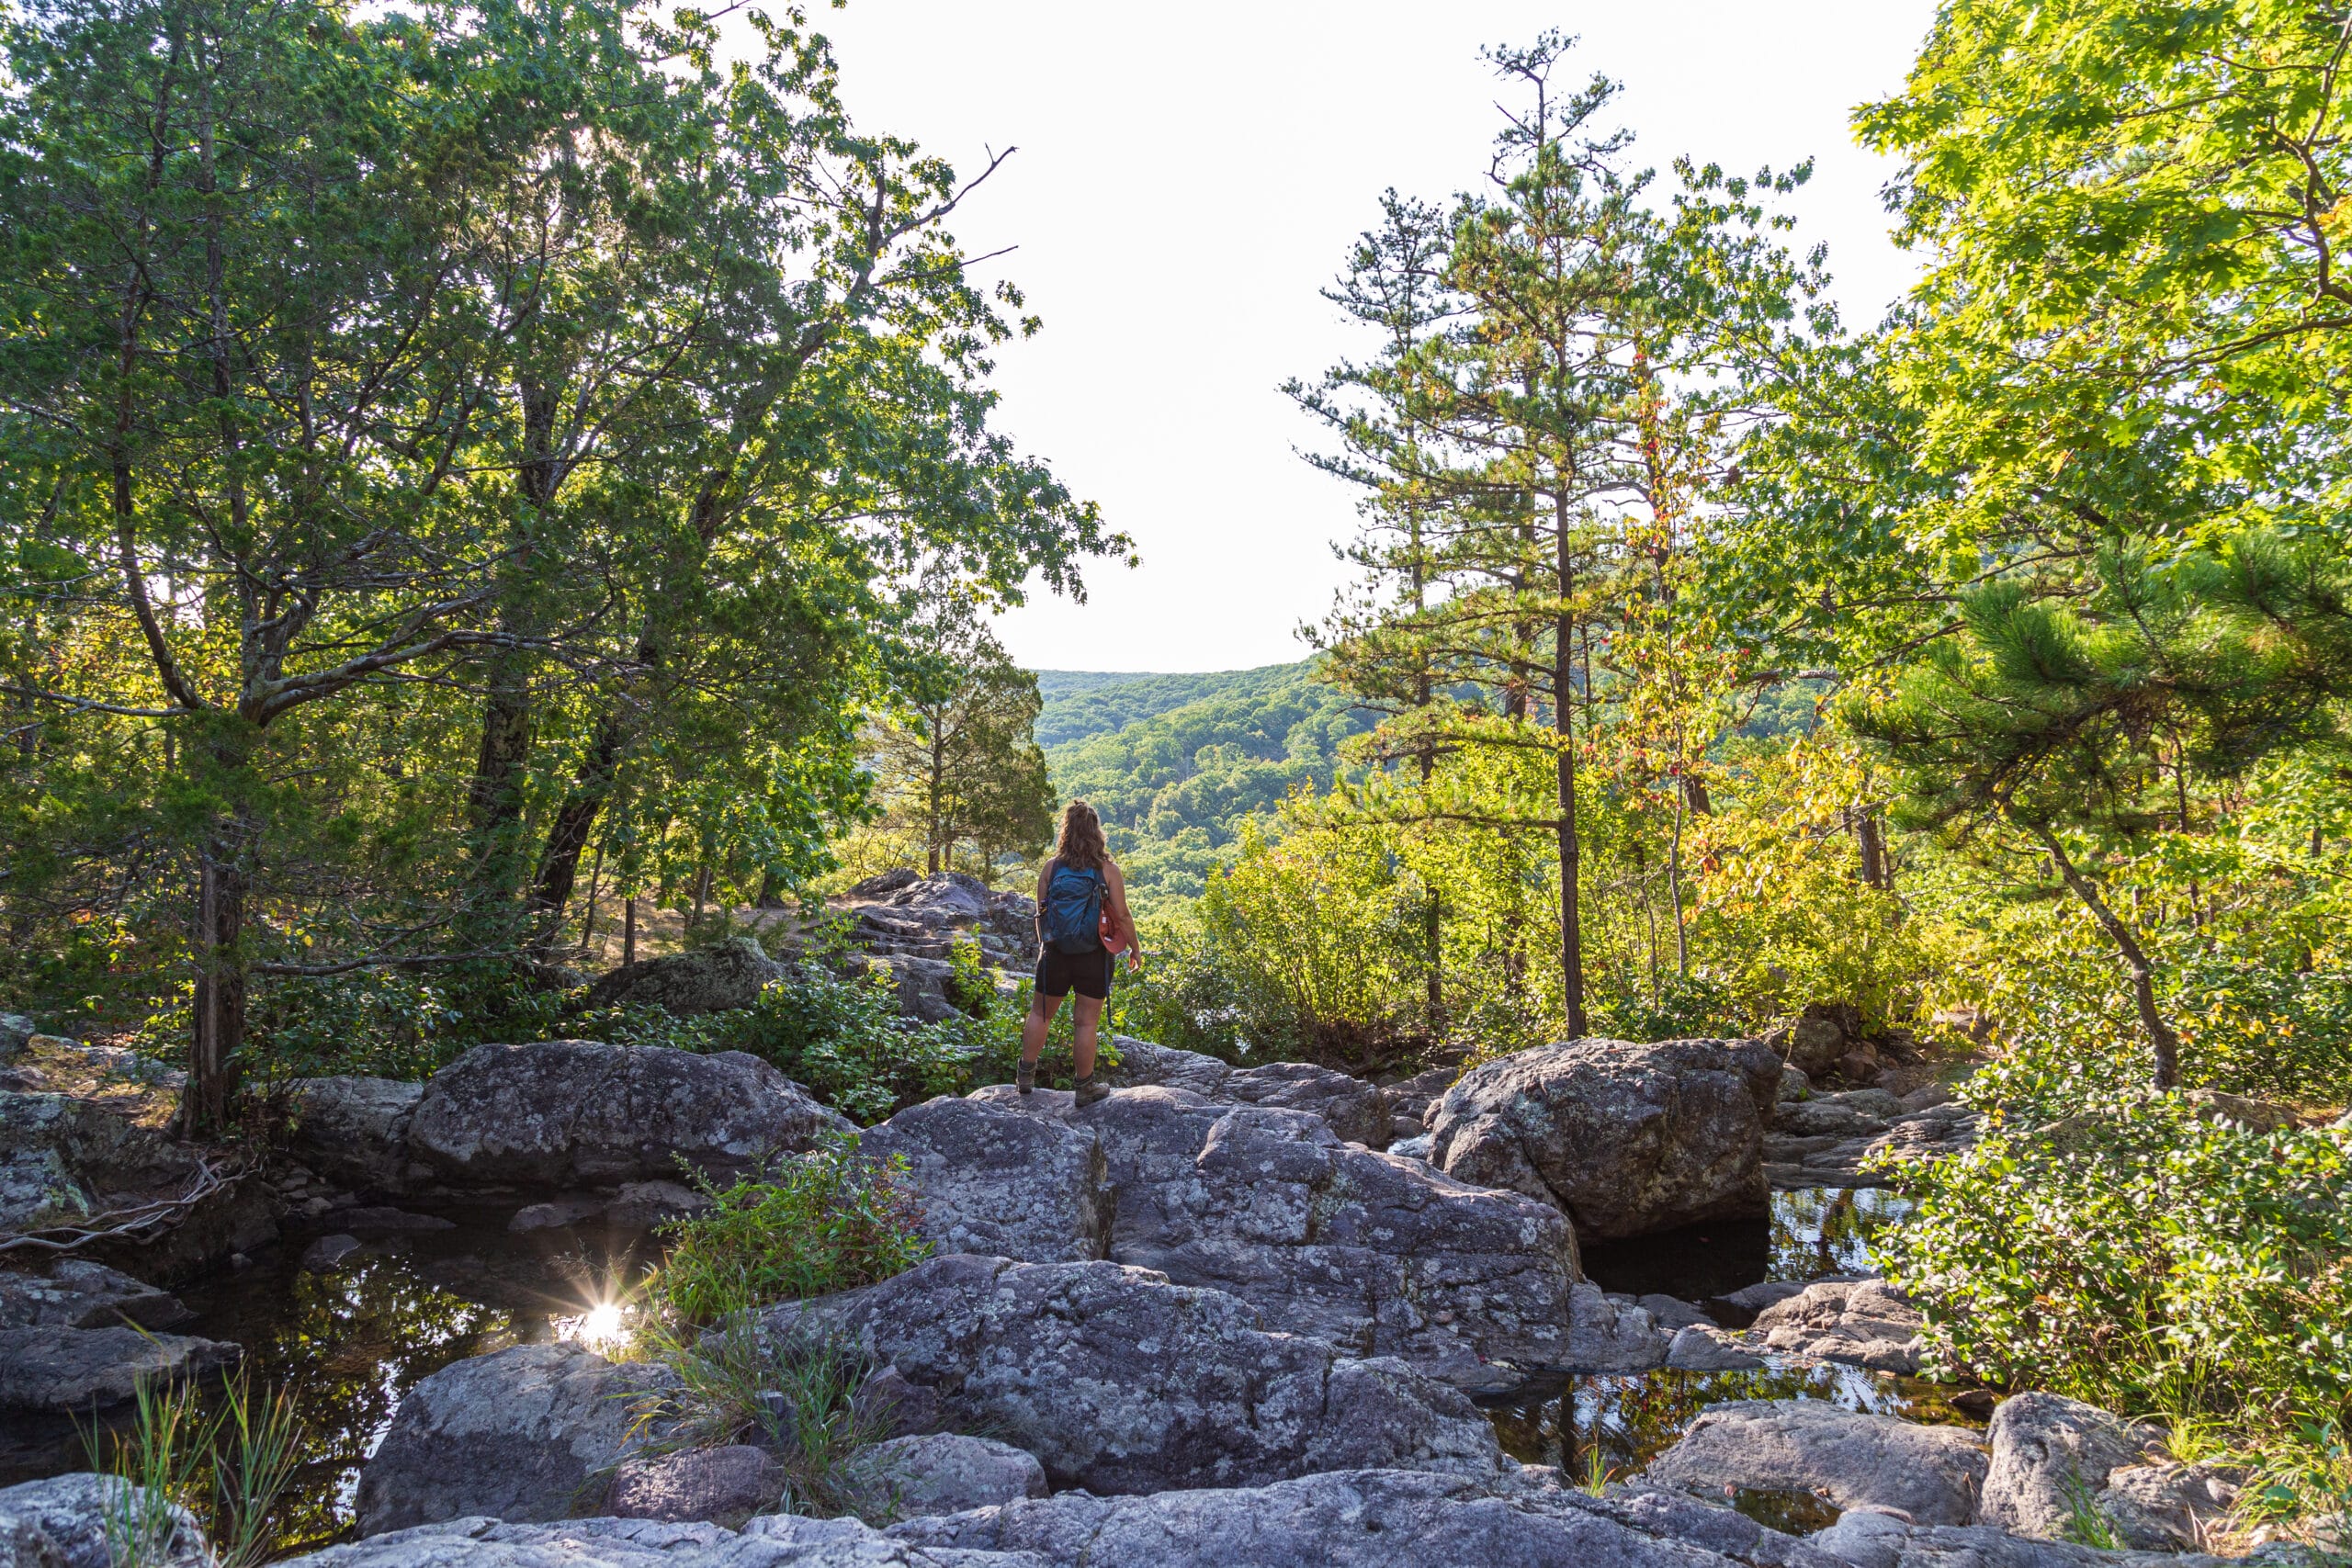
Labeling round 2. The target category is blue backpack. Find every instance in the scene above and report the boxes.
[1043,862,1105,954]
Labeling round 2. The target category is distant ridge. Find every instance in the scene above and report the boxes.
[1031,660,1317,750]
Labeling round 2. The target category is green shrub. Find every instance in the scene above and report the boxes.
[1876,1091,2352,1438]
[644,1137,933,1327]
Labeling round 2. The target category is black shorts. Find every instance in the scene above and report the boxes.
[1035,944,1113,1000]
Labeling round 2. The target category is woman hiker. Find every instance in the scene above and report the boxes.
[1017,800,1139,1105]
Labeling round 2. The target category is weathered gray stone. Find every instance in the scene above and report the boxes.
[1383,1065,1462,1131]
[1644,1399,1990,1526]
[288,1077,426,1193]
[0,1473,205,1568]
[293,1516,1038,1568]
[1221,1062,1394,1147]
[0,1016,36,1062]
[860,1096,1108,1264]
[1765,1093,1982,1190]
[1428,1037,1781,1238]
[1101,1037,1232,1096]
[2099,1461,2239,1551]
[1638,1293,1717,1331]
[1806,1508,2229,1568]
[1747,1280,1926,1375]
[580,937,789,1016]
[1566,1282,1672,1371]
[607,1447,783,1529]
[1978,1393,2160,1542]
[355,1341,683,1536]
[754,1254,1510,1495]
[0,1325,240,1412]
[407,1041,852,1189]
[1668,1324,1767,1371]
[890,1467,1849,1568]
[970,1085,1580,1388]
[0,1258,190,1331]
[836,1433,1048,1521]
[843,873,1040,972]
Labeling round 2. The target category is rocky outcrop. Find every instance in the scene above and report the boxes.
[1978,1393,2163,1542]
[836,1433,1049,1521]
[406,1041,852,1189]
[1427,1037,1781,1238]
[606,1447,784,1529]
[1220,1062,1393,1147]
[754,1254,1510,1495]
[1765,1089,1981,1190]
[288,1077,427,1194]
[355,1341,682,1536]
[1643,1399,1991,1526]
[859,1096,1109,1264]
[964,1084,1580,1389]
[580,937,790,1016]
[0,1473,206,1568]
[1383,1065,1461,1142]
[1747,1280,1928,1375]
[0,1325,240,1412]
[842,872,1040,971]
[0,1258,191,1331]
[0,1037,207,1235]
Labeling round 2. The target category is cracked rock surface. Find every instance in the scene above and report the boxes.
[753,1254,1510,1495]
[406,1041,852,1189]
[1427,1036,1782,1239]
[955,1084,1580,1388]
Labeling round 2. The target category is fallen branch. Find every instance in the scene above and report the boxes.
[0,1156,241,1256]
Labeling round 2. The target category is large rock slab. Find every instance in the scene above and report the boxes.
[1643,1399,1990,1526]
[1764,1091,1982,1190]
[1101,1037,1235,1096]
[890,1468,1849,1567]
[968,1085,1580,1388]
[842,872,1040,971]
[1428,1037,1781,1238]
[0,1258,191,1331]
[0,1473,206,1568]
[288,1077,427,1194]
[355,1341,681,1536]
[407,1042,852,1188]
[754,1254,1510,1495]
[1978,1393,2160,1541]
[292,1517,1037,1568]
[0,1325,240,1412]
[580,936,790,1016]
[860,1097,1108,1264]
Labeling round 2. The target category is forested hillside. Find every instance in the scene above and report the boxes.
[1034,662,1317,748]
[1040,663,1374,907]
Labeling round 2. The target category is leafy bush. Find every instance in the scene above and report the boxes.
[2169,956,2352,1107]
[1876,1090,2352,1449]
[643,1137,933,1327]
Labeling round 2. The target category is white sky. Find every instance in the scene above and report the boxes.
[807,0,1939,673]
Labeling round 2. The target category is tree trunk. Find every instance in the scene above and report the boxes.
[1553,500,1586,1039]
[529,710,626,926]
[186,829,248,1134]
[1858,811,1888,891]
[623,895,638,966]
[2030,822,2180,1089]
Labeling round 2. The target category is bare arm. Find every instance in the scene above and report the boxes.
[1104,860,1140,967]
[1035,858,1054,946]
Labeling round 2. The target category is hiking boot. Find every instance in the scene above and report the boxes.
[1016,1061,1035,1095]
[1072,1074,1109,1108]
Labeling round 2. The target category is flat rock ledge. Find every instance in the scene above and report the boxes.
[1643,1398,1991,1527]
[945,1085,1579,1389]
[753,1253,1510,1495]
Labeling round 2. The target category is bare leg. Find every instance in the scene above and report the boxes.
[1071,994,1105,1078]
[1020,991,1061,1066]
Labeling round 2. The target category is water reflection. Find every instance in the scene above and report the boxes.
[1483,1361,1985,1479]
[1579,1187,1911,1300]
[3,1207,664,1559]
